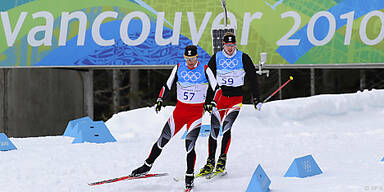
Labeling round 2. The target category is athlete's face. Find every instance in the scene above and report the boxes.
[223,43,236,56]
[185,56,198,68]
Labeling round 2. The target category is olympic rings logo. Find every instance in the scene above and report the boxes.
[180,71,201,82]
[219,59,239,69]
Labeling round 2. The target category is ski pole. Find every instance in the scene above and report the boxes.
[205,104,242,113]
[263,76,293,103]
[216,103,242,112]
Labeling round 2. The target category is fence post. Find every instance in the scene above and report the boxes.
[310,68,315,96]
[83,69,94,119]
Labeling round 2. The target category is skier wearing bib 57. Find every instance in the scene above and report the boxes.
[198,32,262,178]
[130,45,218,191]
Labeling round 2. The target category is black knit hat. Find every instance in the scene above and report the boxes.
[184,45,198,57]
[223,32,236,43]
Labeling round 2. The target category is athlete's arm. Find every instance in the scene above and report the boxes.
[207,53,217,77]
[205,54,219,104]
[205,66,218,91]
[157,64,178,101]
[243,53,260,100]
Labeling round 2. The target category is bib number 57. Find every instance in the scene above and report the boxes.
[183,92,195,100]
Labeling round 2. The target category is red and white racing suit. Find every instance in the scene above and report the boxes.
[145,61,217,176]
[206,49,260,161]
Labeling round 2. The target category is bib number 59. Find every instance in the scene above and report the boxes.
[222,78,234,85]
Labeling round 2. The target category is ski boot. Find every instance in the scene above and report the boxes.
[130,161,152,177]
[185,173,194,191]
[207,154,227,179]
[215,154,227,174]
[196,158,215,177]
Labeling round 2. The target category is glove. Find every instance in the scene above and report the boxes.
[253,99,263,111]
[203,101,217,113]
[155,98,163,113]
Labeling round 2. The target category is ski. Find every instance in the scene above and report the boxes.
[89,173,169,186]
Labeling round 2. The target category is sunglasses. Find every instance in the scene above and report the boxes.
[184,56,197,61]
[224,43,237,47]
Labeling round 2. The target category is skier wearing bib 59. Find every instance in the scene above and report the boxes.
[198,32,262,178]
[130,45,218,191]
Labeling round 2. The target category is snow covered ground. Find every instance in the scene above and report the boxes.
[1,90,384,192]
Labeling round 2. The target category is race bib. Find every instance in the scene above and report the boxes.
[216,50,245,87]
[177,83,208,104]
[217,70,245,87]
[176,62,209,104]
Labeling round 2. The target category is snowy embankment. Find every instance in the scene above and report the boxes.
[0,90,383,192]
